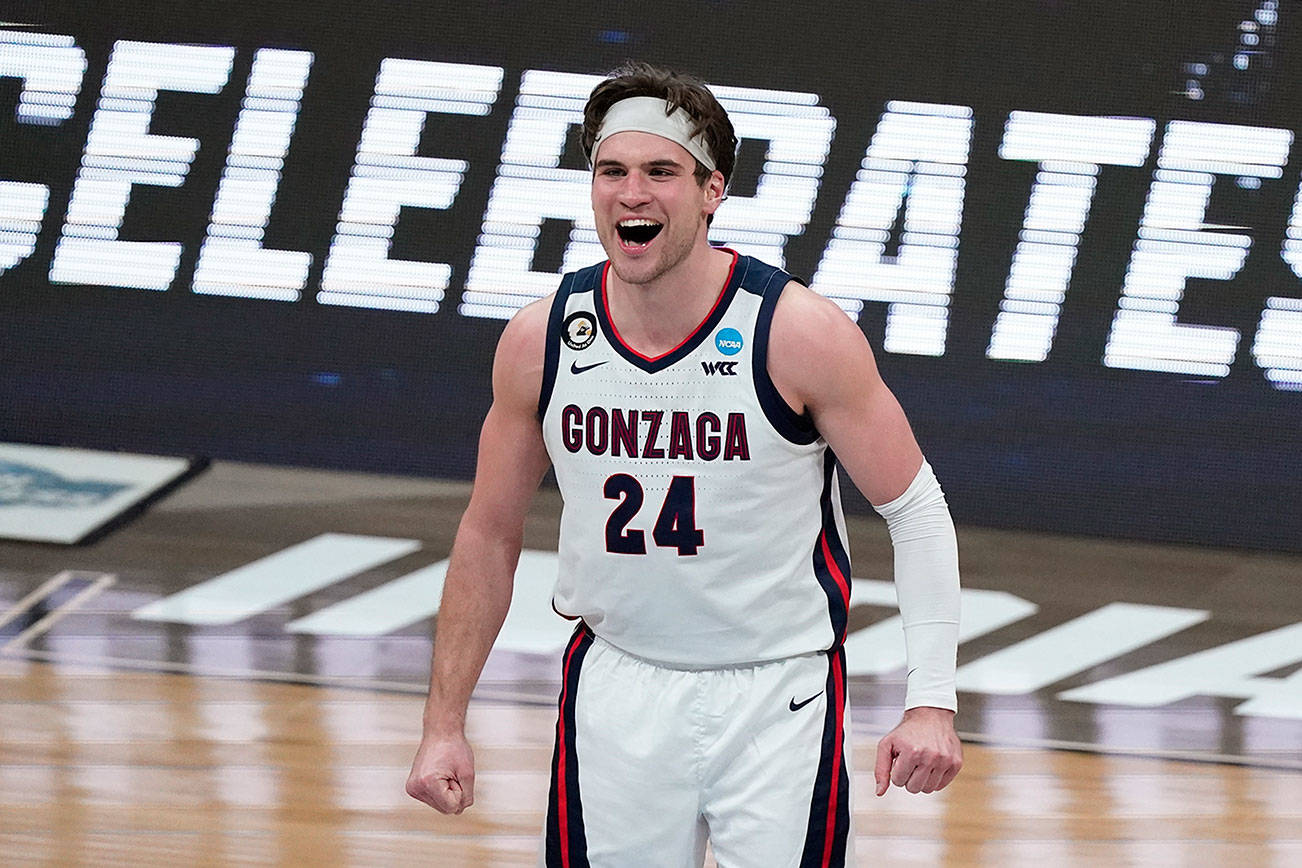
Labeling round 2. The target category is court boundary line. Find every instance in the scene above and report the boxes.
[0,571,74,632]
[1,573,117,653]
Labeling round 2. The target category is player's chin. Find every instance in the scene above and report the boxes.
[610,253,666,285]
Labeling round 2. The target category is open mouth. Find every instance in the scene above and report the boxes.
[616,219,664,249]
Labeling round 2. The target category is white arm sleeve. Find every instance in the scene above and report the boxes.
[871,460,960,711]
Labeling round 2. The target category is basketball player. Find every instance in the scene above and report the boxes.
[407,62,963,867]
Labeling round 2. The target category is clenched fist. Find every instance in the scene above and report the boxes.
[407,732,476,814]
[874,706,963,796]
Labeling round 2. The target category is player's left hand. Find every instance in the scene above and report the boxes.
[874,706,963,796]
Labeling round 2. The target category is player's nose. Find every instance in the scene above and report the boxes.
[617,171,653,207]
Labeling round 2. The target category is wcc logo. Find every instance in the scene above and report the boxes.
[705,327,743,374]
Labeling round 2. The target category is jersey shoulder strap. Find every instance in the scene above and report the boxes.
[538,262,605,420]
[734,255,807,300]
[740,256,819,444]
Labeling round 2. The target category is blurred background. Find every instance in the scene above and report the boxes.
[3,3,1302,864]
[3,0,1299,550]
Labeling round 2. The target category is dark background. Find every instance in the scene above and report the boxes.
[2,1,1300,550]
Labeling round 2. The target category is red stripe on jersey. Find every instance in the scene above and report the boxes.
[821,651,847,867]
[819,530,851,643]
[555,632,585,866]
[599,250,739,362]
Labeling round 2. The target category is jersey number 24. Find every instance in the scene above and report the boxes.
[604,474,703,556]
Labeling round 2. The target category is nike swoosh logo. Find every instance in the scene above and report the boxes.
[570,360,609,375]
[789,691,823,712]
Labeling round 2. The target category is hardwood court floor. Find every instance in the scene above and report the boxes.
[3,461,1302,765]
[2,657,1300,867]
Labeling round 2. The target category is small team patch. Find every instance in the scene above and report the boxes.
[715,328,744,356]
[563,312,598,351]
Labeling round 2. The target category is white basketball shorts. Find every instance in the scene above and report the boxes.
[541,626,855,867]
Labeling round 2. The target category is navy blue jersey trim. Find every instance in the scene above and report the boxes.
[537,273,572,422]
[751,267,819,445]
[538,269,591,422]
[812,451,851,647]
[545,624,594,867]
[799,647,851,867]
[593,250,744,374]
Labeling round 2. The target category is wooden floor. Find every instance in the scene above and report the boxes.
[3,461,1301,864]
[2,657,1299,867]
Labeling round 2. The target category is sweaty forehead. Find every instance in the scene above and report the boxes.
[592,130,696,167]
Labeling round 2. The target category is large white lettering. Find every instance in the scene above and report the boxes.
[0,30,86,125]
[460,69,604,320]
[1058,623,1302,720]
[843,578,1036,677]
[1255,174,1302,390]
[192,48,314,302]
[285,549,570,653]
[1104,121,1292,376]
[955,602,1207,693]
[462,71,835,320]
[988,113,1155,362]
[700,85,834,268]
[49,41,236,290]
[318,59,504,313]
[0,31,86,277]
[812,101,973,356]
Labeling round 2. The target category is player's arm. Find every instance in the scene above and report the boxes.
[406,297,552,815]
[768,281,962,796]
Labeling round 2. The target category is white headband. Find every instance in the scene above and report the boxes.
[590,96,717,171]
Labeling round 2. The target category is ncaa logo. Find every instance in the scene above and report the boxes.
[715,328,743,356]
[563,312,597,351]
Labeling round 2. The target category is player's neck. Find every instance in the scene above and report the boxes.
[605,245,734,357]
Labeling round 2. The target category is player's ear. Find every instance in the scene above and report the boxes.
[702,169,726,215]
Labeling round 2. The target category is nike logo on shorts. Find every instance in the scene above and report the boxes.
[789,691,823,712]
[571,360,609,375]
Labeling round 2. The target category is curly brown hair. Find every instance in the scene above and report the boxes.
[582,61,738,189]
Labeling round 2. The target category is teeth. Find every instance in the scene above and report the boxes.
[616,218,664,247]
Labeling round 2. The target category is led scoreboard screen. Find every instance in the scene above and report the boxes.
[2,0,1301,550]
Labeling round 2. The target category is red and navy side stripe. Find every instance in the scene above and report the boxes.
[545,625,594,867]
[812,451,852,646]
[799,646,852,867]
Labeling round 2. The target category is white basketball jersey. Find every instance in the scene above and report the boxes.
[539,251,852,666]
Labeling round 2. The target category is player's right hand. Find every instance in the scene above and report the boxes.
[406,732,476,814]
